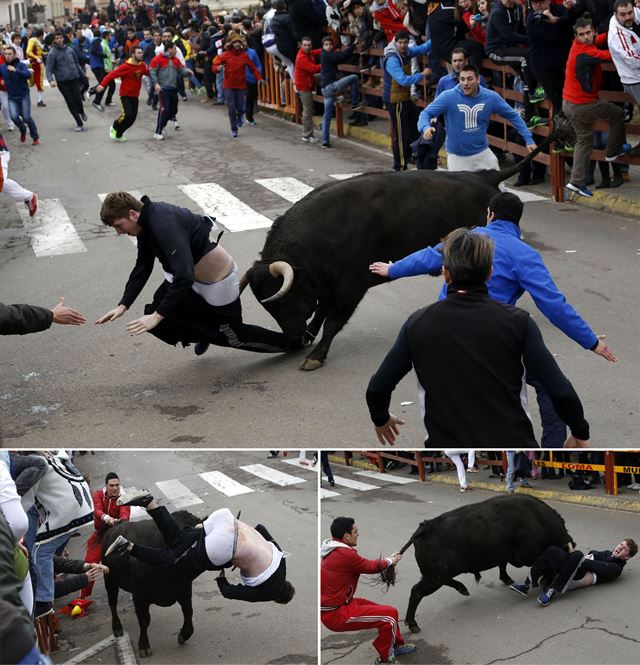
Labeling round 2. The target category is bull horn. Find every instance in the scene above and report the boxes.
[239,271,249,294]
[260,261,294,304]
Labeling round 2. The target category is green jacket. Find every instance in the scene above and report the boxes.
[102,38,113,72]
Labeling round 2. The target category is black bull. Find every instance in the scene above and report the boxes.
[102,510,221,658]
[244,137,556,371]
[383,495,575,632]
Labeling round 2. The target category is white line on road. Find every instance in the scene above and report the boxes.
[329,173,363,180]
[503,186,547,202]
[331,475,380,491]
[281,458,319,473]
[97,191,141,245]
[199,471,255,497]
[354,470,419,484]
[155,478,204,508]
[254,177,314,203]
[320,488,341,499]
[239,463,307,486]
[19,199,87,257]
[179,182,272,232]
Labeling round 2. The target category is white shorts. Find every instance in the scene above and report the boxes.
[203,507,237,566]
[447,148,500,172]
[163,261,240,307]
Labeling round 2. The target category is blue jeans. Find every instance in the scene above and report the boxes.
[32,533,71,602]
[216,71,224,102]
[8,95,39,140]
[224,88,246,132]
[321,74,360,144]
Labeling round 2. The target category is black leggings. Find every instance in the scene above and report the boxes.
[156,88,179,134]
[530,546,585,591]
[92,67,115,105]
[57,78,85,127]
[113,96,138,137]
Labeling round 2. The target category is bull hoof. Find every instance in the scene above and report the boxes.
[139,648,152,658]
[178,629,193,645]
[461,588,470,596]
[113,628,123,638]
[502,576,514,586]
[299,357,323,371]
[407,623,421,634]
[178,632,185,645]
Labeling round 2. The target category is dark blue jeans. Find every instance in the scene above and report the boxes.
[224,88,246,132]
[156,88,178,134]
[526,370,566,448]
[321,75,360,144]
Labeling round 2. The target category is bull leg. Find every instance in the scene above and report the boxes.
[444,578,470,596]
[105,575,123,637]
[404,578,443,634]
[302,304,327,347]
[133,598,152,658]
[177,591,194,645]
[499,564,514,585]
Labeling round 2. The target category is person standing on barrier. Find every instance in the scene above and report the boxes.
[295,36,322,143]
[382,29,431,171]
[370,192,614,447]
[321,517,415,665]
[510,538,637,606]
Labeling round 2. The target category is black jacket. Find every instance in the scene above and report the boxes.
[270,11,299,62]
[320,44,355,89]
[582,550,627,584]
[0,303,53,335]
[287,0,327,46]
[526,4,572,70]
[486,1,528,54]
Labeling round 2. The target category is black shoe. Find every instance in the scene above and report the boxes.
[349,119,367,127]
[37,100,47,108]
[329,479,335,487]
[194,342,210,356]
[80,113,88,122]
[596,179,611,189]
[118,488,153,507]
[529,177,545,185]
[34,601,54,618]
[322,142,331,148]
[152,104,157,111]
[267,451,279,459]
[104,534,132,557]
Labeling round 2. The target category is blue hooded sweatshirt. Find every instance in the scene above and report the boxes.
[387,220,598,350]
[418,84,533,156]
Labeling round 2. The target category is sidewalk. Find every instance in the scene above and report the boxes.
[312,113,640,218]
[328,453,640,513]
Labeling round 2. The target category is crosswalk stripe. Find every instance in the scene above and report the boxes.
[503,186,547,203]
[18,199,88,257]
[97,191,142,245]
[155,478,204,508]
[179,182,272,232]
[320,488,341,499]
[199,471,255,497]
[354,470,419,485]
[331,475,380,491]
[281,458,319,473]
[329,173,362,180]
[254,177,313,204]
[239,464,307,486]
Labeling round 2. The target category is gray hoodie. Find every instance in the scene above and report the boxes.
[46,43,84,83]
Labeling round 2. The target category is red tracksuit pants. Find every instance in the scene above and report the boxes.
[321,597,405,661]
[80,531,102,598]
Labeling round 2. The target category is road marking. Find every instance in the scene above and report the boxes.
[281,458,319,473]
[19,199,87,257]
[199,471,255,497]
[97,191,141,245]
[354,470,419,484]
[239,463,307,486]
[155,478,204,508]
[321,488,341,499]
[329,173,362,180]
[331,475,380,491]
[503,186,547,203]
[255,177,314,203]
[179,182,272,232]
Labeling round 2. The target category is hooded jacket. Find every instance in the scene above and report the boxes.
[213,46,262,89]
[98,57,149,97]
[382,38,431,104]
[562,32,611,104]
[92,487,131,533]
[271,10,299,62]
[45,42,84,83]
[149,51,185,89]
[0,59,32,99]
[608,7,640,84]
[485,1,528,54]
[320,538,391,610]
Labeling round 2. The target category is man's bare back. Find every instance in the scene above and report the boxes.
[194,244,234,283]
[233,522,274,577]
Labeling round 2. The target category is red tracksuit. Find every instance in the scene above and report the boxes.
[80,488,130,597]
[321,539,407,661]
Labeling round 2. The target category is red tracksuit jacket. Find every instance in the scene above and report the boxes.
[212,49,262,89]
[294,48,321,92]
[92,488,130,534]
[100,58,149,97]
[562,33,611,104]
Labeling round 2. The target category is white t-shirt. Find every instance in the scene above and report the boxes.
[0,460,19,506]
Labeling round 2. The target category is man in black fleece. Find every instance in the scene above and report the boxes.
[0,299,86,335]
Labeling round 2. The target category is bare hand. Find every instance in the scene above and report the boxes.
[85,567,101,582]
[95,304,127,324]
[388,552,402,565]
[564,435,590,448]
[422,126,435,140]
[50,80,57,87]
[51,297,87,325]
[154,83,161,93]
[592,335,617,362]
[374,413,406,445]
[7,65,16,72]
[369,261,392,277]
[126,312,163,335]
[17,541,29,558]
[526,143,536,153]
[422,68,431,79]
[96,85,104,93]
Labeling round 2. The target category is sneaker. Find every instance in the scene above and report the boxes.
[519,481,533,488]
[510,582,530,596]
[247,120,257,126]
[109,126,118,140]
[552,142,565,155]
[563,143,574,153]
[460,487,472,493]
[106,101,115,107]
[302,136,319,143]
[115,135,127,142]
[37,100,46,107]
[374,657,396,665]
[118,488,153,507]
[322,141,331,148]
[527,115,547,130]
[566,182,593,198]
[74,126,85,132]
[153,133,164,140]
[267,452,279,459]
[92,101,105,112]
[20,132,26,143]
[352,101,365,111]
[32,138,40,146]
[152,104,158,111]
[335,95,344,103]
[104,534,132,557]
[395,644,417,656]
[238,118,244,128]
[172,120,181,130]
[194,342,210,355]
[25,193,38,217]
[605,143,631,162]
[34,601,54,618]
[627,482,640,490]
[231,130,238,137]
[537,588,556,606]
[529,86,546,104]
[80,112,88,122]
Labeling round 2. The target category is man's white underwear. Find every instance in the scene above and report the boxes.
[203,508,237,566]
[163,261,240,307]
[447,147,500,172]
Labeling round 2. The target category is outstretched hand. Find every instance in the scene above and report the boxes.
[369,261,392,277]
[95,304,127,325]
[51,297,87,325]
[374,414,406,446]
[126,312,163,336]
[564,435,589,448]
[592,335,617,362]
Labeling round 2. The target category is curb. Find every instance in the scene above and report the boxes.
[327,455,640,513]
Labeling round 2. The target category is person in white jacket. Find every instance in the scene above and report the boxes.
[608,0,640,102]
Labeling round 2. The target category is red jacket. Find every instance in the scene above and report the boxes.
[320,539,390,610]
[99,58,149,98]
[213,49,262,89]
[563,33,611,105]
[92,487,130,534]
[294,48,321,92]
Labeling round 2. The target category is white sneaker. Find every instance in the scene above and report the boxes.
[302,136,319,143]
[153,133,164,140]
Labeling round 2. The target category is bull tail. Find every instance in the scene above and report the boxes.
[484,119,570,188]
[380,521,429,589]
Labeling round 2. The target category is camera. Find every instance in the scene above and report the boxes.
[531,10,546,22]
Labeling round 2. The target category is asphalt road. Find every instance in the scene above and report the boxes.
[1,86,638,447]
[320,462,640,665]
[50,450,317,665]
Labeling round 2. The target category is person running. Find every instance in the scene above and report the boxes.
[95,192,292,355]
[105,490,295,604]
[26,28,46,107]
[94,45,148,142]
[149,41,188,140]
[89,27,116,112]
[0,131,37,216]
[0,45,40,145]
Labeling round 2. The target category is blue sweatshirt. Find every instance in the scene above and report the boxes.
[387,220,598,350]
[0,60,31,99]
[384,39,431,87]
[245,47,263,85]
[418,84,533,156]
